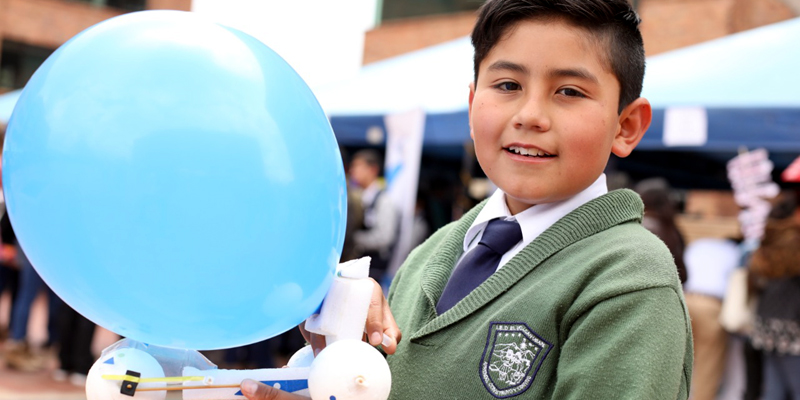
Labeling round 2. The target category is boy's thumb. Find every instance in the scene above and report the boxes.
[240,379,281,400]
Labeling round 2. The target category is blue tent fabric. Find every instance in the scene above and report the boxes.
[637,17,800,154]
[640,108,800,152]
[330,110,470,147]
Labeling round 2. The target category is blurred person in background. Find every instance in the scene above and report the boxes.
[4,242,63,372]
[635,178,689,283]
[53,304,96,386]
[683,237,741,400]
[339,146,364,262]
[748,191,800,400]
[0,149,20,343]
[0,207,18,342]
[349,149,398,283]
[340,188,364,262]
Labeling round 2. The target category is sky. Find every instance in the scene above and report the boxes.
[191,0,378,90]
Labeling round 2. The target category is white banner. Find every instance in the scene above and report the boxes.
[663,106,708,147]
[383,108,425,277]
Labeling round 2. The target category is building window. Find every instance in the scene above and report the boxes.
[71,0,146,12]
[380,0,638,22]
[0,41,54,90]
[381,0,482,21]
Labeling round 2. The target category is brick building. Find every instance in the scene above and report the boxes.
[0,0,190,92]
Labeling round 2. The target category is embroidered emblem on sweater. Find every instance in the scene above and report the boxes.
[480,322,552,398]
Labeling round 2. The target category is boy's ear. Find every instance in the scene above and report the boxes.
[611,97,652,158]
[468,82,476,140]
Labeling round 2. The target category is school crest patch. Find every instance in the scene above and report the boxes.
[480,322,553,398]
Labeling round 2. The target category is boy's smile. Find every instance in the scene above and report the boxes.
[468,18,649,215]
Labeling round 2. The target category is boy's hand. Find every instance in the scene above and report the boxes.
[299,278,401,356]
[240,379,307,400]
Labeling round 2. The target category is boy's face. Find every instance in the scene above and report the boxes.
[349,158,378,189]
[469,18,648,214]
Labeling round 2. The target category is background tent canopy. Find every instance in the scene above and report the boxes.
[318,17,800,152]
[314,36,473,148]
[316,36,473,117]
[639,17,800,152]
[642,17,800,108]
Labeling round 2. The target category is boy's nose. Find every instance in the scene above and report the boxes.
[512,95,551,132]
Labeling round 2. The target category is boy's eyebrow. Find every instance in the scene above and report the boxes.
[547,68,599,84]
[487,60,529,75]
[486,62,600,85]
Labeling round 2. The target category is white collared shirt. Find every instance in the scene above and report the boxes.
[459,174,608,271]
[361,181,382,209]
[355,180,398,252]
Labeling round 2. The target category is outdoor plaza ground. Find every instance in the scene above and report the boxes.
[0,293,116,400]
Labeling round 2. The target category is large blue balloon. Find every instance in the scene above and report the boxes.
[3,11,346,350]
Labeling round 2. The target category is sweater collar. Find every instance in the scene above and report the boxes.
[414,189,644,340]
[462,174,608,259]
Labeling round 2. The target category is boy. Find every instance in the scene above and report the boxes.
[349,149,399,282]
[242,0,692,399]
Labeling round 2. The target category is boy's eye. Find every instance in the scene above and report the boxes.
[495,82,520,92]
[557,87,586,98]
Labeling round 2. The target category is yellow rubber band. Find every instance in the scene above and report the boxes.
[101,374,205,383]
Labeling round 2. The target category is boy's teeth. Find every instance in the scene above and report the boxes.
[509,146,549,157]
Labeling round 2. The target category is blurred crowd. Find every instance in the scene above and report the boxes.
[636,179,800,400]
[2,142,800,400]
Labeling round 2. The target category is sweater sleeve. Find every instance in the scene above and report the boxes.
[552,287,690,400]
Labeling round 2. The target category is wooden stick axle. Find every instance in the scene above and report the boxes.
[134,384,242,392]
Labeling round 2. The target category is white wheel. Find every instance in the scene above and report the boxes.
[308,340,391,400]
[85,347,166,400]
[287,344,315,368]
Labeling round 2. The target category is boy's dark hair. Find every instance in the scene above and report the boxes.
[472,0,645,113]
[352,149,383,172]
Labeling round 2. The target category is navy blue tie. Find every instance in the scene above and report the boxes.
[436,218,522,314]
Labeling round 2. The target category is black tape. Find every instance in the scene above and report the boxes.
[120,370,141,397]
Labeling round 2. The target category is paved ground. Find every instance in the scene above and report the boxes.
[0,293,119,400]
[0,359,86,400]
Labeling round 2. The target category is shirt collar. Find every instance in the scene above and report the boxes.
[361,181,382,206]
[463,174,608,252]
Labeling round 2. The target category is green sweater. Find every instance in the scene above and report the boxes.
[387,189,692,399]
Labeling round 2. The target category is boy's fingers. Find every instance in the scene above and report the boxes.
[298,322,311,344]
[381,303,402,355]
[310,333,326,356]
[240,379,307,400]
[299,323,326,356]
[366,279,386,346]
